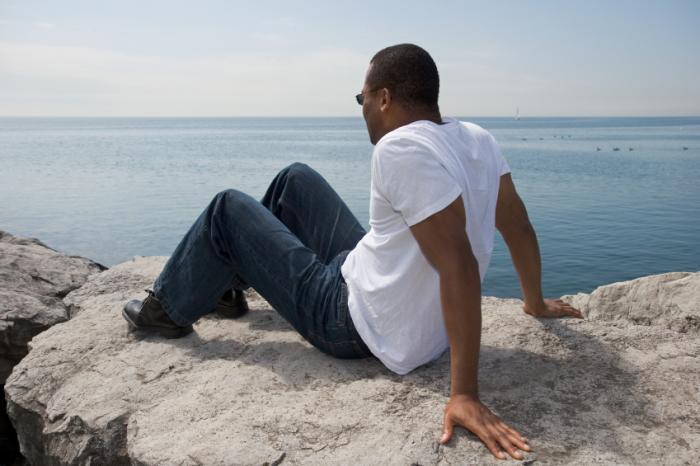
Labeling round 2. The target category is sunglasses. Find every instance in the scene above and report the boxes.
[355,88,381,105]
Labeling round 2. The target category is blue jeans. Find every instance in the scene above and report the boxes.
[153,162,374,359]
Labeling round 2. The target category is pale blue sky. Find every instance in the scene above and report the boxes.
[1,0,698,116]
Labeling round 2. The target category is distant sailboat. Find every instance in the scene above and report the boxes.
[515,107,520,120]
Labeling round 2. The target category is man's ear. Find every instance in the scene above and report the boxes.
[379,88,392,112]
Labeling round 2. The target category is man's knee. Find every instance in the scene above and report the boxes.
[214,188,242,202]
[212,188,255,214]
[281,162,315,180]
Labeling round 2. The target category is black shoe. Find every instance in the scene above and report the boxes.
[214,289,249,319]
[122,289,193,339]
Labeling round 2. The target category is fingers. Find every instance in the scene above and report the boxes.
[489,428,523,460]
[499,422,530,449]
[559,303,583,319]
[484,417,534,460]
[471,418,530,460]
[496,423,531,457]
[482,429,523,460]
[482,435,508,460]
[552,299,584,319]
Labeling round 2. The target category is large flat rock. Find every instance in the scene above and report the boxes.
[5,259,699,465]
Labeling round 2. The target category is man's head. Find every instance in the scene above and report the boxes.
[359,43,441,144]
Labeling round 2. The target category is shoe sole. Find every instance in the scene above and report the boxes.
[121,308,193,339]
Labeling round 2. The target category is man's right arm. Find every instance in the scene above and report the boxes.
[495,174,583,318]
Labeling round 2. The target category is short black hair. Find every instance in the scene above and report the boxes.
[367,43,440,111]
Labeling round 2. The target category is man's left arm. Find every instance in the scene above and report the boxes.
[409,195,531,461]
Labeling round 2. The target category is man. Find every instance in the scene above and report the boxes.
[123,43,583,460]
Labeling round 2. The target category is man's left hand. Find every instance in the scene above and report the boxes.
[523,298,583,319]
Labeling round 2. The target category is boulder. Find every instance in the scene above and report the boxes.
[561,271,699,333]
[5,260,699,465]
[0,230,105,465]
[0,230,105,383]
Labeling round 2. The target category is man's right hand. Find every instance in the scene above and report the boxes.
[440,394,531,460]
[523,298,583,318]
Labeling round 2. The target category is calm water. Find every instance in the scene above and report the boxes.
[1,116,698,298]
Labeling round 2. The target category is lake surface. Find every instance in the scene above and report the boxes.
[1,116,698,298]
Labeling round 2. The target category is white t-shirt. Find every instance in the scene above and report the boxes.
[340,118,511,375]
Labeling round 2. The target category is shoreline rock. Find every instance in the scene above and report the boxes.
[0,230,106,383]
[3,249,698,464]
[562,271,699,334]
[0,230,106,464]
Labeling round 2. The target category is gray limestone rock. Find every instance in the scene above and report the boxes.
[0,230,105,383]
[4,260,700,465]
[561,271,700,334]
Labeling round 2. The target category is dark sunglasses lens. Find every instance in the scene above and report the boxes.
[355,93,363,105]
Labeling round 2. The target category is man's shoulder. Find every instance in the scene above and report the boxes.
[374,119,496,160]
[374,126,432,157]
[459,121,492,139]
[376,120,448,153]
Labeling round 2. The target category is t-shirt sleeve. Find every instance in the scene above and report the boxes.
[488,132,511,176]
[374,138,462,227]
